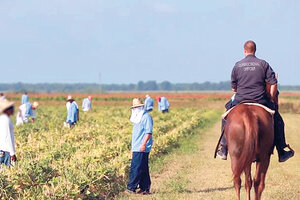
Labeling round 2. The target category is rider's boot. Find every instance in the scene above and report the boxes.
[217,119,228,160]
[274,111,294,162]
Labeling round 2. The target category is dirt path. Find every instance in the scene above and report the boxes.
[118,113,300,200]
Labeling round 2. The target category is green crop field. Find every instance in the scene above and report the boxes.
[0,98,220,199]
[0,95,299,200]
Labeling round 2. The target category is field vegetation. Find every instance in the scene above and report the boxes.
[0,95,221,199]
[0,93,298,199]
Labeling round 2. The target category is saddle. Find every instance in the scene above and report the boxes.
[222,102,275,119]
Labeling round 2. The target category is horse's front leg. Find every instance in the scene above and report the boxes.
[244,165,252,200]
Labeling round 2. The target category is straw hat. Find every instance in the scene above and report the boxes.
[32,101,39,109]
[67,95,74,101]
[0,99,14,113]
[131,98,144,109]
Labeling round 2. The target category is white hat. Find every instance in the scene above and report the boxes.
[0,100,14,113]
[67,95,74,101]
[131,98,144,109]
[32,101,39,109]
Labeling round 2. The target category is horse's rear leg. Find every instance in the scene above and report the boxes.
[233,174,241,200]
[254,158,270,200]
[244,165,252,200]
[231,159,242,200]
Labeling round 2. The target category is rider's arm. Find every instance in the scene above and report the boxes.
[231,67,237,93]
[270,83,278,103]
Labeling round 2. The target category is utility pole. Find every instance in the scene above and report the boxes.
[98,73,102,94]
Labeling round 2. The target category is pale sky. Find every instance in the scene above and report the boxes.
[0,0,299,85]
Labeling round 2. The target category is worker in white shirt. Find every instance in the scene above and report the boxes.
[82,96,92,112]
[157,96,170,113]
[0,93,6,101]
[16,101,39,126]
[0,100,16,167]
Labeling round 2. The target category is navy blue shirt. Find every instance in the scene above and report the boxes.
[231,55,277,103]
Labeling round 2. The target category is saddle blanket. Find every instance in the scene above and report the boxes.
[222,103,275,119]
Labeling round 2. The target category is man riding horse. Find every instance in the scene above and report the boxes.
[217,40,294,162]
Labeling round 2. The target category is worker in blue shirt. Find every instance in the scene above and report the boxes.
[65,95,79,128]
[158,96,169,113]
[21,92,29,104]
[144,94,154,112]
[126,98,153,195]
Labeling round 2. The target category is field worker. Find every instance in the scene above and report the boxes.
[155,96,160,103]
[158,96,170,113]
[126,98,153,195]
[0,100,17,168]
[21,92,29,104]
[16,101,39,126]
[144,94,154,112]
[82,96,92,112]
[66,95,79,112]
[65,95,79,128]
[216,40,294,162]
[0,93,6,101]
[156,96,161,111]
[66,95,79,121]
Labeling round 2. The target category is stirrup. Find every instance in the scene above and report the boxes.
[216,147,228,160]
[278,144,295,162]
[217,151,227,160]
[286,144,295,154]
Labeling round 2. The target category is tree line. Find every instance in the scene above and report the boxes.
[0,81,299,93]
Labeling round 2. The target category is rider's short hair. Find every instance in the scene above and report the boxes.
[244,40,256,53]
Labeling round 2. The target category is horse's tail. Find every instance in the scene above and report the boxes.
[236,111,258,175]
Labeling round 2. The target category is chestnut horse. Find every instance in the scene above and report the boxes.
[225,104,274,200]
